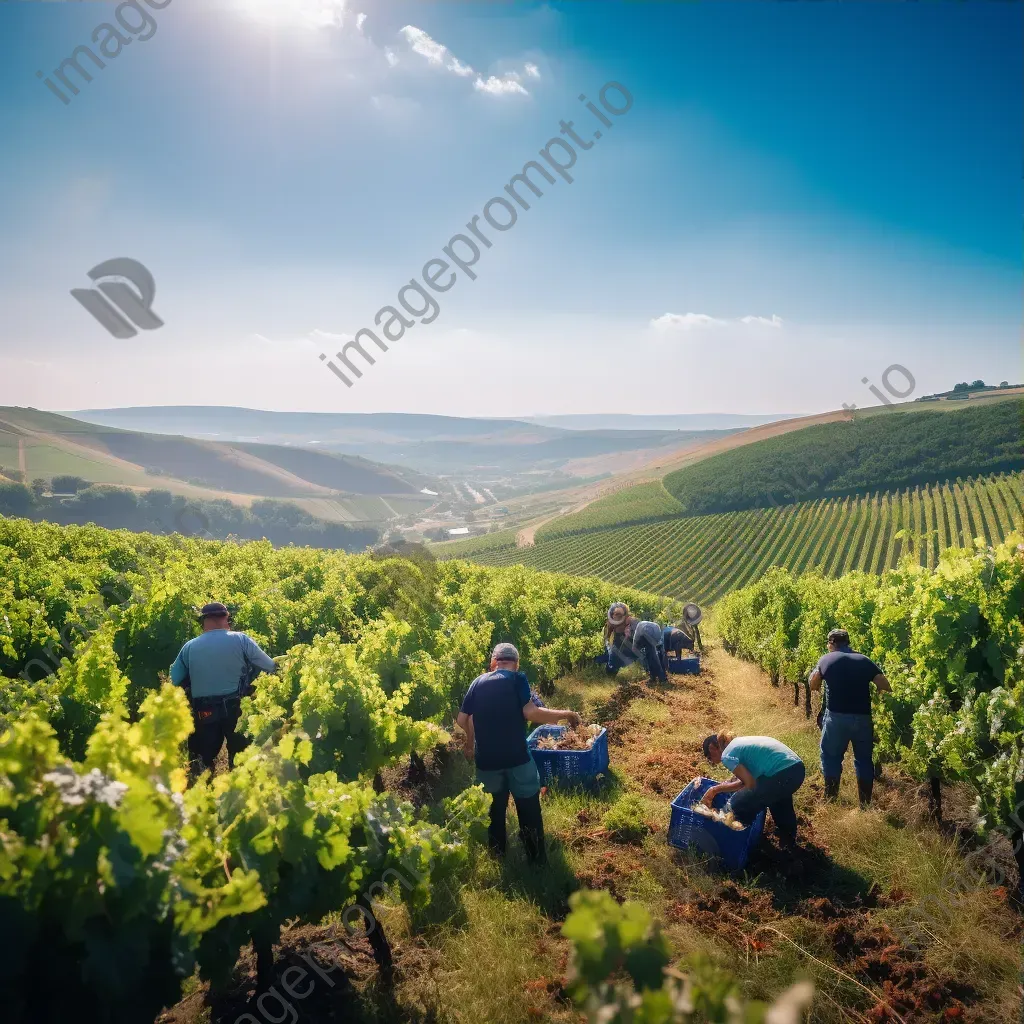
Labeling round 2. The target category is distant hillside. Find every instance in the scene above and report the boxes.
[70,406,555,443]
[0,408,434,509]
[525,413,796,431]
[68,405,739,490]
[663,400,1023,517]
[536,481,685,539]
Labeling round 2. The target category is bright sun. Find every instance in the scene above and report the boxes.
[231,0,349,29]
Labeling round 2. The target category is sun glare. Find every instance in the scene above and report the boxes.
[231,0,349,30]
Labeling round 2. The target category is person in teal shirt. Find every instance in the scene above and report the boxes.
[700,731,805,847]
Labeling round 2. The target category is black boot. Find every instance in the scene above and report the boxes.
[514,793,547,865]
[488,791,509,856]
[823,776,841,801]
[857,777,873,808]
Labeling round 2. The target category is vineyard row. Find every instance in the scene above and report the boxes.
[454,473,1024,603]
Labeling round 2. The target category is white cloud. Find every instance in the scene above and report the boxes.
[400,25,450,65]
[651,312,784,331]
[473,75,528,96]
[398,24,535,97]
[448,57,475,78]
[356,12,366,31]
[384,47,399,67]
[650,312,727,331]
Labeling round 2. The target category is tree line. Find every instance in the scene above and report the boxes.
[0,480,379,551]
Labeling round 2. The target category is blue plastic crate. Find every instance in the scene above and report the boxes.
[667,777,765,871]
[527,724,609,784]
[666,655,700,675]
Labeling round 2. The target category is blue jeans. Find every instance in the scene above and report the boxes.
[820,711,874,781]
[728,761,805,842]
[636,638,667,683]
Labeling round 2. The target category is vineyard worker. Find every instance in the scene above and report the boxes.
[629,619,669,684]
[604,604,668,684]
[457,642,581,864]
[663,625,695,656]
[700,731,806,848]
[808,627,891,807]
[170,602,278,777]
[603,602,637,675]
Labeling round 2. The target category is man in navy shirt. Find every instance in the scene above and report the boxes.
[457,643,580,863]
[809,628,891,807]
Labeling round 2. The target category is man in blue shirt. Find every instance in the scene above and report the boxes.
[170,602,278,776]
[457,642,580,864]
[809,628,891,807]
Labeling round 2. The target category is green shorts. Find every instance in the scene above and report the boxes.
[476,760,541,799]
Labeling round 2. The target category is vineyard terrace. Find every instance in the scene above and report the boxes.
[318,80,635,389]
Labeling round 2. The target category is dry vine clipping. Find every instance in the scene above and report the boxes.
[691,801,746,831]
[535,724,602,750]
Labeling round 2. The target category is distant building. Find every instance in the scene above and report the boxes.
[447,527,470,536]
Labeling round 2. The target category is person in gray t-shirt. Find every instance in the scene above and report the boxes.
[629,619,668,683]
[170,602,277,775]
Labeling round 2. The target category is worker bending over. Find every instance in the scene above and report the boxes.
[700,731,806,848]
[809,627,890,806]
[457,643,580,864]
[663,624,695,657]
[170,602,278,777]
[604,603,668,684]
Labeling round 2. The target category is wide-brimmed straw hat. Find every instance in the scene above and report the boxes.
[607,602,629,626]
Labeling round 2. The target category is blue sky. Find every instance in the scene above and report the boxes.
[0,0,1020,416]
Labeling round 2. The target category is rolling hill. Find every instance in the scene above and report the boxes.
[435,397,1024,602]
[663,399,1023,516]
[0,408,437,521]
[68,406,739,489]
